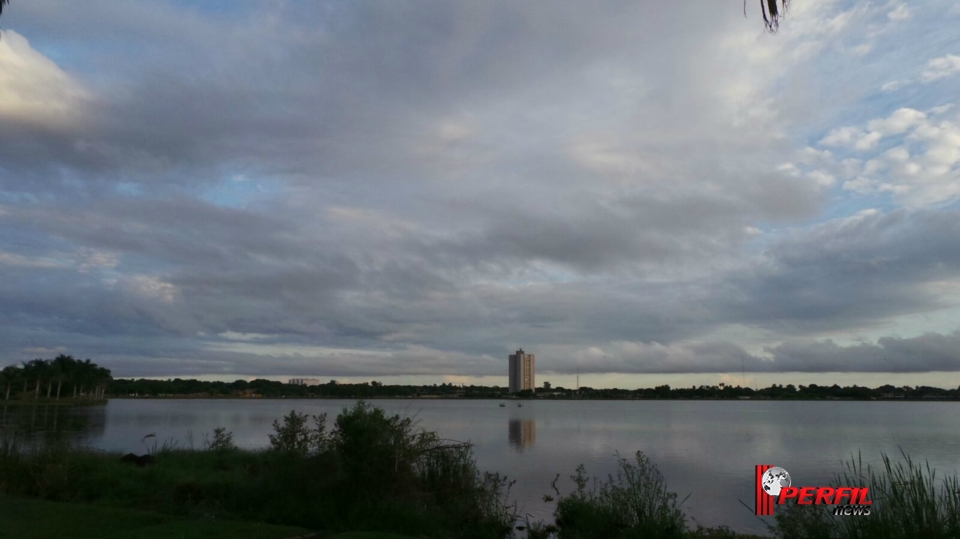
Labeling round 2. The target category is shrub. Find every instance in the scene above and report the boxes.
[332,401,418,489]
[207,427,236,452]
[268,411,328,457]
[554,452,688,539]
[331,401,516,535]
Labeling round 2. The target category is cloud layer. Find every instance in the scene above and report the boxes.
[2,1,960,383]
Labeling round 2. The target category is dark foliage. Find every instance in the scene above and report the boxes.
[107,377,960,402]
[1,355,111,402]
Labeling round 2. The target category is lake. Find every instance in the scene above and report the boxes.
[3,398,959,535]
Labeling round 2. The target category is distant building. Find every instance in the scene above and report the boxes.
[543,381,551,390]
[509,348,535,393]
[289,378,321,386]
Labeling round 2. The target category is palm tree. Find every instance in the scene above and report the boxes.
[1,365,20,400]
[22,359,47,400]
[747,0,790,33]
[52,354,75,400]
[94,366,113,400]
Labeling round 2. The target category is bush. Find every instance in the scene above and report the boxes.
[207,427,236,452]
[330,401,516,535]
[554,452,688,539]
[268,410,328,457]
[332,401,420,490]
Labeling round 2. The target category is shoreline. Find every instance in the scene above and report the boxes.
[103,395,958,402]
[0,399,108,407]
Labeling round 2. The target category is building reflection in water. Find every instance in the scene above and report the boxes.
[508,418,535,452]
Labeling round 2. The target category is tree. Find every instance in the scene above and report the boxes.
[0,356,110,402]
[22,359,47,400]
[1,365,21,400]
[52,354,75,400]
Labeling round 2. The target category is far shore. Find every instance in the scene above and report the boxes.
[104,395,959,402]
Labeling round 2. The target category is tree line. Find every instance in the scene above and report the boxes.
[109,378,960,401]
[0,355,112,401]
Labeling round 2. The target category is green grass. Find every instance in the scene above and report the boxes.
[326,534,420,539]
[0,496,311,539]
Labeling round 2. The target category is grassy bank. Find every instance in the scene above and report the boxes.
[0,402,515,538]
[0,496,312,539]
[2,402,957,538]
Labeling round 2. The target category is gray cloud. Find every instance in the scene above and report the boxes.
[2,1,959,381]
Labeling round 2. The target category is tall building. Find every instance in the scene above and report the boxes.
[289,378,320,386]
[508,348,535,393]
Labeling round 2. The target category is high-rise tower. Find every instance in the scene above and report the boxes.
[508,348,535,393]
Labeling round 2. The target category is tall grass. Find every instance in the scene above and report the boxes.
[773,449,960,539]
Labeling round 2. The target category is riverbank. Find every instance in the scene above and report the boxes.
[106,395,959,402]
[107,378,960,401]
[0,399,107,407]
[0,495,313,539]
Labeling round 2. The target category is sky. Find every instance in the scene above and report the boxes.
[1,0,960,388]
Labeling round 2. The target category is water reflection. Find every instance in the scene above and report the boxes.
[0,405,106,446]
[508,418,536,452]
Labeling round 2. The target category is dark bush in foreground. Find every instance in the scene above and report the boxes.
[554,451,688,539]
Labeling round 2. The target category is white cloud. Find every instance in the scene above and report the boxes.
[808,170,837,187]
[819,108,960,206]
[820,126,882,151]
[819,126,864,147]
[842,177,877,194]
[880,80,911,92]
[847,42,874,57]
[928,104,955,115]
[866,108,926,136]
[887,3,911,22]
[799,146,834,164]
[777,163,801,177]
[0,30,89,128]
[921,54,960,83]
[123,275,179,303]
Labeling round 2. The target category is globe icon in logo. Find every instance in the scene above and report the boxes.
[761,467,791,496]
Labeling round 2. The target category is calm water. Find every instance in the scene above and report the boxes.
[3,399,959,534]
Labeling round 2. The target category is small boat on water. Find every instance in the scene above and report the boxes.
[499,402,506,407]
[517,403,523,407]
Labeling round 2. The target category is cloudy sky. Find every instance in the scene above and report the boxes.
[2,1,959,388]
